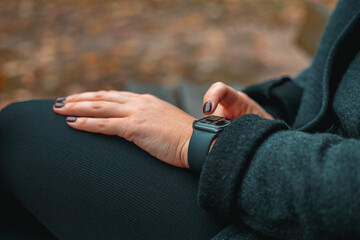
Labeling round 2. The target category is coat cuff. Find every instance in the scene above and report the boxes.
[198,114,289,220]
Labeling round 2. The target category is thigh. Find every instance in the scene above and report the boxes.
[0,100,226,240]
[0,195,56,240]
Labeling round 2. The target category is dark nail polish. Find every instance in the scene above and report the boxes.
[203,102,212,113]
[66,116,77,122]
[55,97,66,102]
[54,102,65,108]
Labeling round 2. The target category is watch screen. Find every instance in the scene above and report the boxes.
[215,120,230,126]
[198,116,231,126]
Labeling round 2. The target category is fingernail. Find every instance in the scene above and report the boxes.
[55,96,66,102]
[66,116,77,122]
[54,102,65,108]
[203,102,212,113]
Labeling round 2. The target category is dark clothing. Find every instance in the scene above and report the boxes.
[0,100,226,239]
[200,0,360,239]
[1,0,360,239]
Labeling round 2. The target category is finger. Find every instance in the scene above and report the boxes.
[203,82,238,115]
[66,117,126,136]
[61,90,137,103]
[53,101,130,118]
[212,106,226,118]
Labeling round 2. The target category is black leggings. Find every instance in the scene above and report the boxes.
[0,100,226,239]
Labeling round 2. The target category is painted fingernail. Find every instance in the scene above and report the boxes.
[203,102,212,113]
[54,102,65,108]
[66,116,77,122]
[55,96,66,102]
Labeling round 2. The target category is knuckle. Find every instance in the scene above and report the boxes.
[213,81,225,88]
[207,82,227,100]
[135,106,147,113]
[122,129,134,141]
[97,118,109,129]
[69,94,79,101]
[122,118,143,140]
[67,102,76,111]
[142,93,154,99]
[94,94,103,99]
[133,117,146,125]
[78,118,88,127]
[122,126,138,141]
[91,102,103,110]
[94,90,107,99]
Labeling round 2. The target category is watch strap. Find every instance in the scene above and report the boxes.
[188,129,217,174]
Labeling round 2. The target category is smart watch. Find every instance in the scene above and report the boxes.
[188,115,232,173]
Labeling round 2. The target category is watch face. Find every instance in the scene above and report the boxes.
[194,116,232,132]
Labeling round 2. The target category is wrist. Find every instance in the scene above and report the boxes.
[180,117,196,169]
[188,116,232,173]
[181,137,190,169]
[209,137,217,154]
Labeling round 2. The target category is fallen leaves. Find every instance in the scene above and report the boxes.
[0,0,336,108]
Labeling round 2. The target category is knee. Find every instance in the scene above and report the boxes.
[1,99,53,115]
[0,99,58,131]
[0,101,30,128]
[0,99,60,183]
[1,99,54,113]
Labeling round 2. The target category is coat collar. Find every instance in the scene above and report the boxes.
[297,10,360,132]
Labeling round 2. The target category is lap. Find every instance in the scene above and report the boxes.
[0,100,225,239]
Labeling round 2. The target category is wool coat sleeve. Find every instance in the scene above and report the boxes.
[198,114,360,240]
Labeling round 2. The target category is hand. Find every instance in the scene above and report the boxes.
[202,82,274,120]
[53,91,196,168]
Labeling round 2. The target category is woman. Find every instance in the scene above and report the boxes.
[1,0,360,239]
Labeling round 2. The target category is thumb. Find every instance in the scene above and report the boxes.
[202,82,239,115]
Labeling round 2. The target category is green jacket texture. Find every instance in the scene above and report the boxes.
[199,0,360,239]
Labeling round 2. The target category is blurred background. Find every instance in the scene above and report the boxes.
[0,0,337,109]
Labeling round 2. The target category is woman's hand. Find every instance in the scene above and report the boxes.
[202,82,274,120]
[53,91,196,168]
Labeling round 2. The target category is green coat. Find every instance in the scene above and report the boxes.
[200,0,360,239]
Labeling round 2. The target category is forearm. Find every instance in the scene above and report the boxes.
[239,132,360,239]
[199,114,360,239]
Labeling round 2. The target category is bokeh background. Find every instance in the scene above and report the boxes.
[0,0,337,109]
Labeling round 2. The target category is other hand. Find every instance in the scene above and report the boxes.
[202,82,274,120]
[53,91,196,168]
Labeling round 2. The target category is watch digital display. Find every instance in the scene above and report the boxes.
[198,116,232,126]
[194,116,232,133]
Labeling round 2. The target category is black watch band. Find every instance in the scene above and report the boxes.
[188,129,218,173]
[188,116,232,174]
